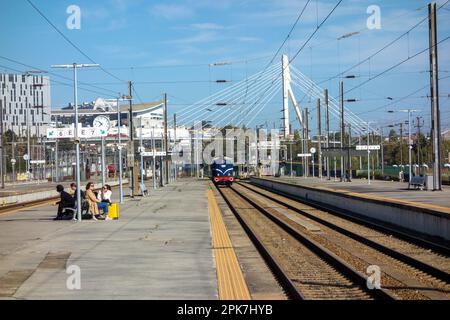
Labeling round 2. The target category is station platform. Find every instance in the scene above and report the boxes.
[273,176,450,212]
[0,178,113,198]
[0,179,128,207]
[0,179,219,300]
[250,176,450,242]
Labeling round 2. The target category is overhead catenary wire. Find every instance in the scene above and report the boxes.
[0,55,120,97]
[345,36,450,95]
[182,66,281,128]
[222,0,344,133]
[290,67,366,134]
[174,63,280,124]
[25,0,126,84]
[0,63,117,98]
[356,74,450,116]
[317,0,449,86]
[173,64,279,120]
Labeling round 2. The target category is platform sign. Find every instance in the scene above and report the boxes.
[47,127,107,139]
[78,127,107,138]
[141,151,167,157]
[30,160,45,164]
[297,153,312,157]
[46,128,74,139]
[356,145,380,151]
[322,149,367,157]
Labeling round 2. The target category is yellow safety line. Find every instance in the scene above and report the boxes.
[207,188,251,300]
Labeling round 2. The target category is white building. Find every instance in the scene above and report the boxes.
[0,73,51,137]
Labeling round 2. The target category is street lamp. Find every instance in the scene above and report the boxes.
[105,95,130,204]
[51,63,100,221]
[362,122,376,185]
[388,109,420,188]
[24,70,47,181]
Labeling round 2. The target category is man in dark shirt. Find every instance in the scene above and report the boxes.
[55,185,76,220]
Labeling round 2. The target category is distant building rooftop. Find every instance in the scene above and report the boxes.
[52,100,164,116]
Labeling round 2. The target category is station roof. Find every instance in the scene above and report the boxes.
[51,100,164,116]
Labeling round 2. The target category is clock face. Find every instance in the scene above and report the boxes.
[93,116,111,130]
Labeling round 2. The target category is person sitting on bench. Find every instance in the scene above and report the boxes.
[97,184,112,219]
[54,185,76,220]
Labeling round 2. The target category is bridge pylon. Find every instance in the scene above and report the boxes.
[281,54,303,139]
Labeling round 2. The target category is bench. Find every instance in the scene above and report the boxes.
[64,199,89,219]
[410,176,426,190]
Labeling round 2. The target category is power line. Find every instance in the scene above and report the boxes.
[0,55,119,96]
[25,0,125,84]
[317,0,450,86]
[356,75,450,116]
[0,63,116,98]
[345,36,450,95]
[236,0,343,130]
[81,55,273,71]
[267,0,311,69]
[289,0,343,65]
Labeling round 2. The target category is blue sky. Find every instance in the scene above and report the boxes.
[1,0,449,132]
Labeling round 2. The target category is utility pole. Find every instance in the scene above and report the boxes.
[400,123,404,168]
[359,135,362,170]
[160,134,164,187]
[164,93,169,185]
[173,113,177,181]
[128,81,134,197]
[139,117,144,187]
[55,139,59,182]
[0,102,4,189]
[408,111,412,188]
[117,96,123,203]
[317,99,322,178]
[339,81,345,182]
[347,123,352,181]
[52,63,99,221]
[101,136,106,187]
[324,89,330,180]
[429,2,442,191]
[416,117,422,175]
[304,107,309,177]
[380,127,384,176]
[367,123,371,185]
[127,81,138,197]
[151,128,156,190]
[26,74,32,181]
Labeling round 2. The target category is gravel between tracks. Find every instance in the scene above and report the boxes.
[221,188,372,300]
[236,183,450,300]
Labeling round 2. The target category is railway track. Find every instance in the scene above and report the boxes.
[216,184,395,300]
[231,181,450,300]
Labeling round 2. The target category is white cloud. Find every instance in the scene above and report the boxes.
[190,23,225,30]
[236,36,261,42]
[166,31,218,45]
[151,4,194,20]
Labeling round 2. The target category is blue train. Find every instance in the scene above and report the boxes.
[211,157,234,187]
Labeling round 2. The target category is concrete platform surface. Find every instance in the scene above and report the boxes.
[272,176,450,211]
[0,179,217,300]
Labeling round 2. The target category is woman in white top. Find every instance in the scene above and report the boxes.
[97,184,112,203]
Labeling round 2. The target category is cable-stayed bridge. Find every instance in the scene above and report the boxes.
[171,55,369,137]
